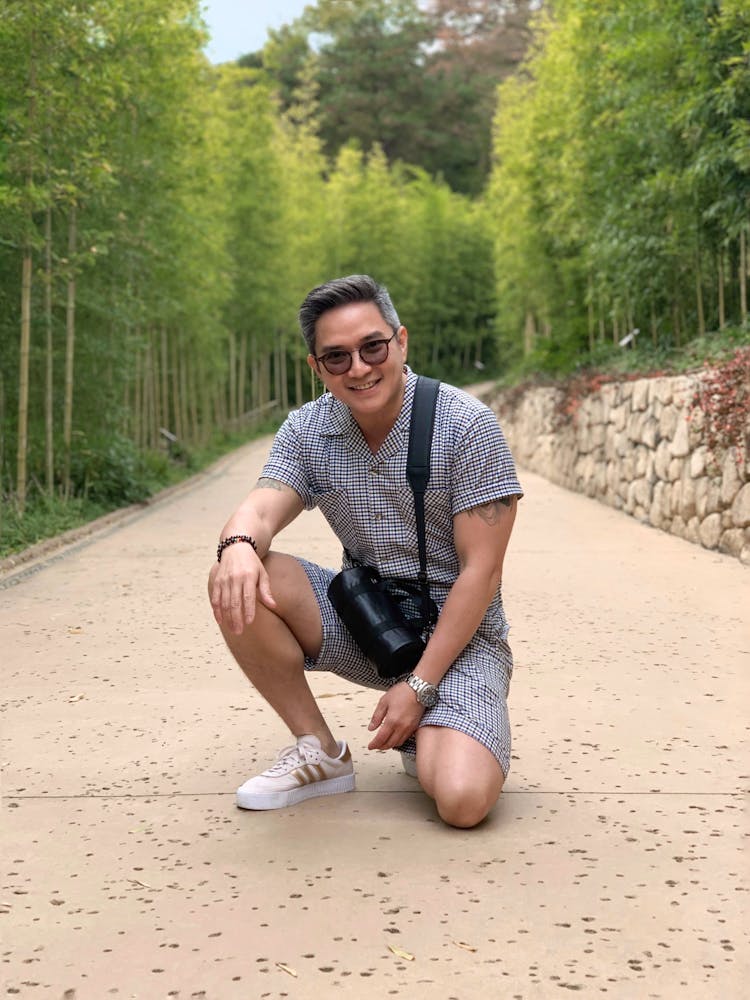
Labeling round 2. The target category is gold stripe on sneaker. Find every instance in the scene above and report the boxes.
[311,763,326,781]
[294,765,319,786]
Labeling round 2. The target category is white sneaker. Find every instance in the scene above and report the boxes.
[400,752,418,778]
[236,735,355,810]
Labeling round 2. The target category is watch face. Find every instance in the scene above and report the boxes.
[419,686,438,708]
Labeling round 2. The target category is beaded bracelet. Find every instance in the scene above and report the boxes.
[216,534,258,562]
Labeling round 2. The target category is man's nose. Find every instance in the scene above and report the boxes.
[349,348,373,375]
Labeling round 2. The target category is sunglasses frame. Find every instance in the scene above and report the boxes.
[313,331,399,375]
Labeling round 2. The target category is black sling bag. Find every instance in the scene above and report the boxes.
[327,376,441,679]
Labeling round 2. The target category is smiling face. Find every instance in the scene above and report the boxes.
[307,301,408,438]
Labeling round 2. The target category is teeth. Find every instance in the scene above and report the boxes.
[352,381,378,391]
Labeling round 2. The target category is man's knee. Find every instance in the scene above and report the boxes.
[432,779,499,829]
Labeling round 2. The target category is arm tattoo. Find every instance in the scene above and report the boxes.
[467,496,514,525]
[253,477,291,493]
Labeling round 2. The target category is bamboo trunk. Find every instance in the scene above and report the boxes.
[201,362,212,444]
[17,251,33,512]
[650,303,657,346]
[228,332,237,421]
[238,335,247,416]
[250,336,258,410]
[587,276,594,351]
[62,204,77,499]
[0,376,5,513]
[188,356,199,444]
[148,338,159,449]
[161,327,169,432]
[522,312,534,356]
[133,339,142,450]
[179,351,189,445]
[695,256,705,338]
[44,205,54,493]
[294,355,303,407]
[17,40,37,513]
[152,329,163,438]
[718,253,725,330]
[142,342,151,450]
[171,332,183,440]
[261,352,271,405]
[274,340,282,407]
[740,228,747,325]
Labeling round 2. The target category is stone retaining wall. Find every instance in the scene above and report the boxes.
[479,373,750,564]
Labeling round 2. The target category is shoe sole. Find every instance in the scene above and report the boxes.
[236,772,356,811]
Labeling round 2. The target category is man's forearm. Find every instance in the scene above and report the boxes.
[412,565,501,687]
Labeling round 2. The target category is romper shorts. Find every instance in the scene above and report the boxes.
[297,557,514,777]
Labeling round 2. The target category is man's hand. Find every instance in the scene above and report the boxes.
[367,683,425,751]
[210,546,277,635]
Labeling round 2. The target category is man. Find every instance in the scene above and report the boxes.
[209,275,522,828]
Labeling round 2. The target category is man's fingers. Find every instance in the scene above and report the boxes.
[256,568,277,611]
[368,696,388,732]
[368,725,394,751]
[210,581,224,625]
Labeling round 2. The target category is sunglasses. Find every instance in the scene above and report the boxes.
[313,331,398,375]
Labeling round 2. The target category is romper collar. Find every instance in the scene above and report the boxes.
[320,367,419,459]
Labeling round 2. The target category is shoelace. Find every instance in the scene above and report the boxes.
[265,743,316,775]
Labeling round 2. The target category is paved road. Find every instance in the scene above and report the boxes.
[2,431,748,999]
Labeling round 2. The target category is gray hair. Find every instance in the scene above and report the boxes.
[298,274,401,353]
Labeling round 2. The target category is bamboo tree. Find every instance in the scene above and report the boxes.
[17,251,32,512]
[62,203,77,498]
[44,204,54,493]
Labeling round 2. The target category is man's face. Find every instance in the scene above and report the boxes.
[307,301,408,424]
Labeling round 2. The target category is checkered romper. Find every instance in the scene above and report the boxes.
[262,368,523,775]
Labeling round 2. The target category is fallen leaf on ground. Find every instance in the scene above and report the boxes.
[67,694,85,703]
[127,878,155,890]
[387,944,415,961]
[67,627,83,635]
[453,940,478,952]
[275,962,298,977]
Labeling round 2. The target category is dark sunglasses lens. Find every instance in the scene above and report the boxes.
[360,340,389,364]
[322,352,351,374]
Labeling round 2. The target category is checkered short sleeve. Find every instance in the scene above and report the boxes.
[262,406,317,510]
[445,398,523,516]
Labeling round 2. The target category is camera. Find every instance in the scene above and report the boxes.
[328,566,426,679]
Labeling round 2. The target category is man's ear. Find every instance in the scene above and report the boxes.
[306,354,318,373]
[398,325,408,360]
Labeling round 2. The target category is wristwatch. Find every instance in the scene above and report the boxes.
[405,673,439,708]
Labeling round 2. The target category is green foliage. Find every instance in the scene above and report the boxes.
[487,0,750,371]
[498,324,750,388]
[67,434,154,506]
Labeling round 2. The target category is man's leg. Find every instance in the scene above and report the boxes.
[415,726,505,829]
[207,551,338,758]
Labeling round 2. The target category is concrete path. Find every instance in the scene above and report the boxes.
[2,432,748,999]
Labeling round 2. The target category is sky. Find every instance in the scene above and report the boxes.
[200,1,310,63]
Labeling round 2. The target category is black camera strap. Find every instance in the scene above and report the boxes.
[407,375,440,629]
